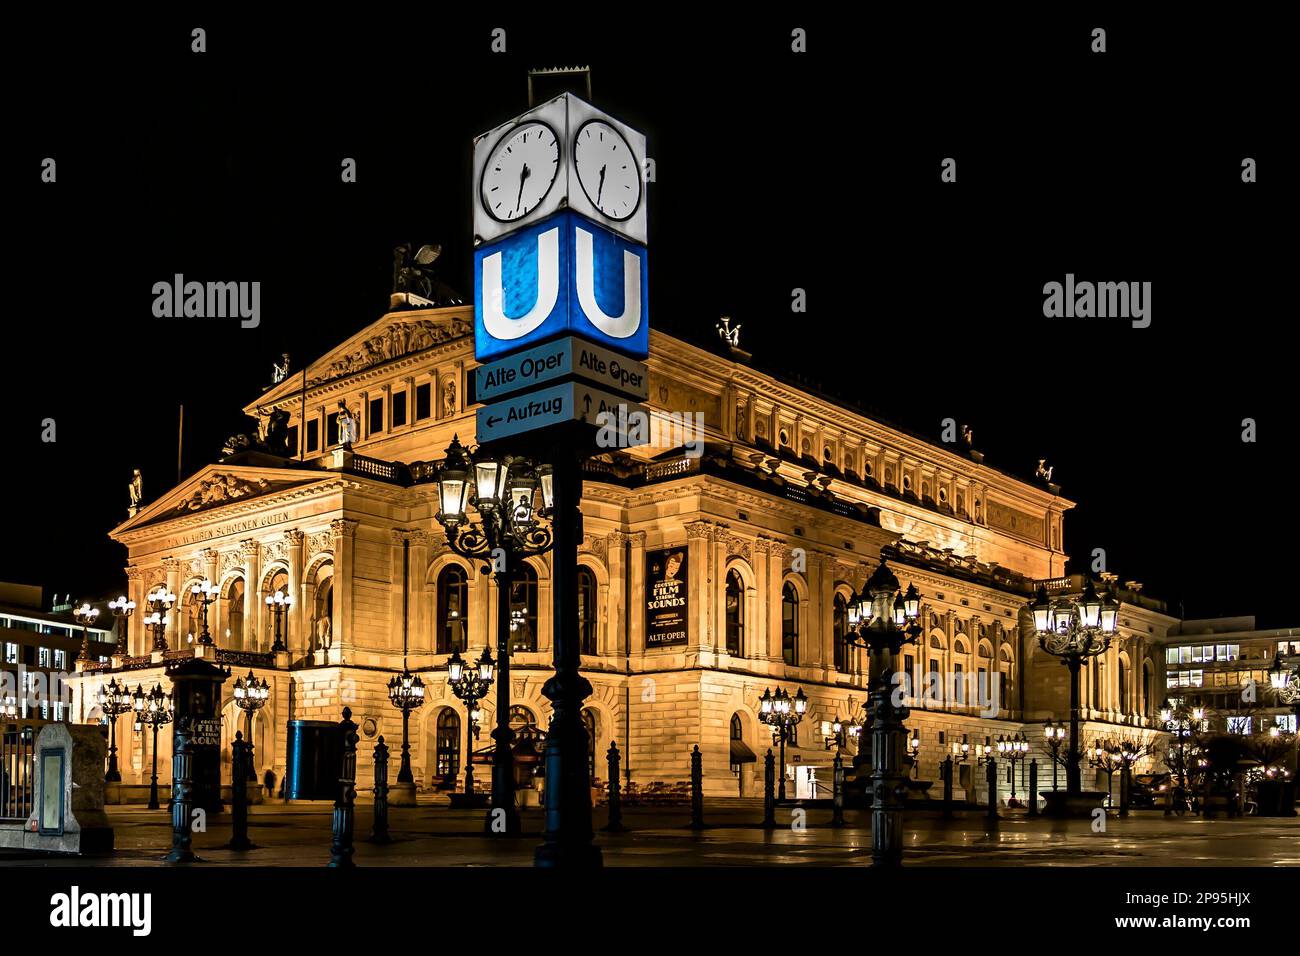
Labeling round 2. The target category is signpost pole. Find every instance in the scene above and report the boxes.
[535,445,601,868]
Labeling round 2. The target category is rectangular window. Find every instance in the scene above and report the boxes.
[53,649,66,669]
[38,647,50,667]
[306,419,319,453]
[4,642,17,663]
[1277,715,1298,733]
[903,653,916,697]
[369,397,384,436]
[326,412,341,446]
[1227,716,1251,735]
[392,390,407,427]
[927,658,941,703]
[286,425,298,455]
[415,383,432,420]
[954,663,965,704]
[1166,648,1179,665]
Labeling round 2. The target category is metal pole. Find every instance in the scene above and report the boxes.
[148,721,161,810]
[1120,763,1130,817]
[869,643,908,867]
[228,732,253,850]
[762,748,776,829]
[488,562,520,835]
[164,718,198,863]
[941,756,953,819]
[831,749,845,827]
[602,741,625,832]
[534,447,601,868]
[777,729,787,802]
[1067,657,1082,794]
[464,708,476,797]
[370,736,390,844]
[105,714,121,782]
[397,707,413,784]
[328,708,359,867]
[986,758,999,821]
[1028,759,1039,817]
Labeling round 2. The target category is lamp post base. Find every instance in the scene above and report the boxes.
[1040,790,1110,818]
[389,781,418,807]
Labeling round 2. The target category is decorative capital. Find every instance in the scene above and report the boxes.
[199,548,219,564]
[124,565,144,581]
[162,556,182,572]
[239,539,260,557]
[389,528,407,545]
[408,528,430,547]
[331,518,359,540]
[684,520,714,540]
[606,530,631,547]
[284,529,305,547]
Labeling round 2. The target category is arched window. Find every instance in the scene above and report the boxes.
[1142,662,1153,716]
[833,593,847,672]
[730,713,743,741]
[725,570,744,656]
[953,638,968,704]
[582,708,597,781]
[781,583,799,665]
[1118,659,1129,715]
[577,567,597,656]
[435,709,461,787]
[226,578,245,647]
[510,565,539,652]
[436,564,468,654]
[312,575,334,651]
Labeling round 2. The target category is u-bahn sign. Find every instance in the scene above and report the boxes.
[475,335,648,405]
[476,379,648,446]
[473,211,649,362]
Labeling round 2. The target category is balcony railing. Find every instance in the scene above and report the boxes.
[1,725,36,822]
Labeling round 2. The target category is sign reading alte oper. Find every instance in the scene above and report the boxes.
[645,548,688,646]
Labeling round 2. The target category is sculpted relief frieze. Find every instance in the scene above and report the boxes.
[175,475,270,514]
[309,318,471,387]
[985,500,1045,543]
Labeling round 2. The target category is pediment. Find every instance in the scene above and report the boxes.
[250,304,473,410]
[112,463,332,536]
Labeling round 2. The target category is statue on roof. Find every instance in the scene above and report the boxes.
[1035,459,1054,482]
[392,243,465,309]
[271,352,291,385]
[337,400,358,446]
[716,316,742,349]
[127,469,143,516]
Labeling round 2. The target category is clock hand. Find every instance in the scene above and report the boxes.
[596,164,607,206]
[515,163,531,213]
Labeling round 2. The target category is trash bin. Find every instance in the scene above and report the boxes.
[285,720,343,800]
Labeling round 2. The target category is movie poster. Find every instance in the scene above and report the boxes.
[645,547,689,646]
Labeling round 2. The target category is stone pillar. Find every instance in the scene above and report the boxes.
[752,538,772,661]
[125,566,145,656]
[163,557,182,640]
[241,540,261,652]
[408,530,430,661]
[607,532,629,657]
[767,541,790,662]
[285,530,304,659]
[627,531,646,654]
[809,552,831,670]
[685,521,713,654]
[330,519,358,663]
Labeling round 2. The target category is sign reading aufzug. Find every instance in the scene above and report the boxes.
[645,548,688,647]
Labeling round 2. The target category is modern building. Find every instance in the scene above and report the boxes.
[59,291,1199,804]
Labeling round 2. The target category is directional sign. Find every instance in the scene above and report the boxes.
[476,379,649,446]
[475,335,649,404]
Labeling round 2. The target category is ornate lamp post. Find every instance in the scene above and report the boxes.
[74,602,100,663]
[447,647,496,797]
[906,728,922,778]
[133,683,173,809]
[387,669,426,791]
[143,588,176,652]
[758,687,805,801]
[1159,697,1203,814]
[1028,581,1119,796]
[108,595,136,656]
[96,677,134,782]
[431,435,554,835]
[843,560,922,867]
[190,579,218,647]
[264,589,292,653]
[975,736,995,767]
[1268,652,1300,785]
[998,732,1029,798]
[1042,719,1066,791]
[232,671,270,782]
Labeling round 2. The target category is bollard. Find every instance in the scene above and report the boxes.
[328,707,359,867]
[1120,764,1131,818]
[762,748,777,829]
[602,741,626,833]
[1028,759,1039,818]
[831,751,845,827]
[941,756,953,820]
[227,731,254,850]
[165,717,199,863]
[369,736,391,844]
[986,759,999,821]
[688,745,705,829]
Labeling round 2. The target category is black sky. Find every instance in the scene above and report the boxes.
[6,12,1294,625]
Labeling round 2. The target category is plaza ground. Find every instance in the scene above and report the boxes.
[4,800,1298,867]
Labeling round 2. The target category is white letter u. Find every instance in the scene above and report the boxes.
[481,227,560,340]
[576,226,641,339]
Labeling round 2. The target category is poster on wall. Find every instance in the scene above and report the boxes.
[645,547,689,647]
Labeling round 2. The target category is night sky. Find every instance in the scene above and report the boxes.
[6,13,1292,625]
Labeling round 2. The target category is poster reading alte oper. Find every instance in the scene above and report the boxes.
[645,548,689,647]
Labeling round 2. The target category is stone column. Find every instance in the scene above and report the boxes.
[627,531,646,654]
[285,530,304,660]
[809,552,831,670]
[163,557,182,641]
[607,532,629,657]
[684,521,713,654]
[767,541,790,662]
[330,519,358,663]
[240,540,261,652]
[125,566,145,656]
[752,538,772,661]
[408,530,430,662]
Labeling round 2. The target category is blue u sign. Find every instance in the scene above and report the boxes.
[474,211,649,361]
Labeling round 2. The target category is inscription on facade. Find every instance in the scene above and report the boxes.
[177,512,291,546]
[985,500,1044,543]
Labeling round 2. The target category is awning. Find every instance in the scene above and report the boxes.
[730,739,757,764]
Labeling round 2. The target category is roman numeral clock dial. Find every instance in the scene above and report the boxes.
[573,119,642,221]
[480,121,560,222]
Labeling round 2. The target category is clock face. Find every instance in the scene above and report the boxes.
[480,121,560,223]
[573,119,642,222]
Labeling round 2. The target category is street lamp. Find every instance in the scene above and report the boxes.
[190,579,218,646]
[143,588,176,652]
[998,732,1029,799]
[954,733,972,764]
[264,589,293,653]
[1160,697,1204,815]
[447,646,495,798]
[758,686,806,801]
[975,735,995,767]
[842,559,922,867]
[232,671,270,782]
[431,435,554,835]
[108,595,136,656]
[1268,651,1300,787]
[387,668,426,789]
[132,683,173,810]
[906,728,922,778]
[96,677,133,782]
[1028,580,1120,796]
[74,602,100,663]
[1042,719,1067,791]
